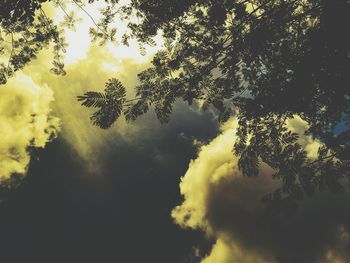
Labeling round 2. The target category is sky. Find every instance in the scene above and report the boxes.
[1,2,350,263]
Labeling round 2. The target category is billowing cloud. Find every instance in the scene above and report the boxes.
[19,0,164,172]
[172,117,350,263]
[0,74,60,180]
[21,45,155,174]
[0,1,164,175]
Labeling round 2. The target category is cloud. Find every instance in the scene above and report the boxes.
[0,74,60,181]
[3,0,210,176]
[200,238,271,263]
[3,1,165,174]
[21,45,156,174]
[18,24,211,175]
[172,117,350,263]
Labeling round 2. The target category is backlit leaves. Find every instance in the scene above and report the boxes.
[78,78,126,129]
[78,91,107,108]
[124,99,149,122]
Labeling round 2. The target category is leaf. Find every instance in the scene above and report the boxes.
[124,99,149,122]
[90,98,122,129]
[105,78,126,102]
[139,46,146,56]
[238,146,259,176]
[77,92,107,108]
[77,78,127,128]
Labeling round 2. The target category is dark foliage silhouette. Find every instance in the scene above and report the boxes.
[78,0,350,211]
[77,78,127,128]
[0,0,349,210]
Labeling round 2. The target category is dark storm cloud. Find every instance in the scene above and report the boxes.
[0,100,218,263]
[205,173,350,263]
[0,37,220,262]
[173,117,350,263]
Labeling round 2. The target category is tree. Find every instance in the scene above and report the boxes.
[1,0,349,210]
[78,0,350,211]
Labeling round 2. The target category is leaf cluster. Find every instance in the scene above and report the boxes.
[78,0,350,206]
[78,78,127,128]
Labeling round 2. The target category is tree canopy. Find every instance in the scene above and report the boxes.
[1,0,350,212]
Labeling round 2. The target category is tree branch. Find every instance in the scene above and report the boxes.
[71,0,108,35]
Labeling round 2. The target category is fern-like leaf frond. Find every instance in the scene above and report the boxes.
[77,91,107,108]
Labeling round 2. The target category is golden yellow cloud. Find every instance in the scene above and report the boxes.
[201,238,273,263]
[286,115,322,159]
[171,117,279,262]
[0,74,60,180]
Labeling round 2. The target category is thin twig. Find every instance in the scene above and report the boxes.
[58,1,71,19]
[71,0,108,35]
[6,32,14,74]
[309,153,338,166]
